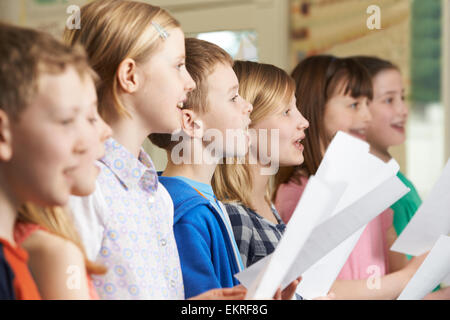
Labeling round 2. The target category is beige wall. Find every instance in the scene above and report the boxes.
[289,0,410,172]
[3,0,448,177]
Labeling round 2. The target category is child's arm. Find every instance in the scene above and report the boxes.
[385,225,409,272]
[23,230,91,300]
[189,285,247,300]
[423,287,450,300]
[174,221,222,298]
[174,207,227,299]
[330,253,427,300]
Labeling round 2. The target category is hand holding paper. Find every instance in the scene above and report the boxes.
[391,159,450,256]
[398,235,450,300]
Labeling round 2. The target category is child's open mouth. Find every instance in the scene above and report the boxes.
[349,128,367,140]
[391,122,405,133]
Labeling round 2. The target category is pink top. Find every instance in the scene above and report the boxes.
[14,222,99,300]
[275,177,393,280]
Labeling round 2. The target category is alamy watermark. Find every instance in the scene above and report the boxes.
[169,127,281,175]
[367,5,381,30]
[366,265,382,290]
[66,5,81,30]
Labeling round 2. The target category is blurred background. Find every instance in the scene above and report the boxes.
[1,0,448,199]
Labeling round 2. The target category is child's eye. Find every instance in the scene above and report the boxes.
[88,117,98,124]
[385,97,394,104]
[176,62,186,70]
[283,108,291,116]
[61,118,75,125]
[350,102,358,109]
[231,94,239,102]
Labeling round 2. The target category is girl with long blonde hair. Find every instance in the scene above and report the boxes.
[212,60,310,270]
[63,0,245,300]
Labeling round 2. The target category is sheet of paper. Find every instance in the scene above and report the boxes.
[292,147,403,299]
[237,174,409,295]
[391,159,450,256]
[285,175,408,292]
[314,132,400,224]
[441,271,450,287]
[236,132,408,298]
[243,175,345,299]
[398,235,450,300]
[295,227,364,299]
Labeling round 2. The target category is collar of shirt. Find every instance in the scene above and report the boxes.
[174,176,215,203]
[100,138,158,194]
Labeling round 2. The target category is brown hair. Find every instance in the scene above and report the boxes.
[213,61,296,210]
[352,56,399,78]
[63,0,180,122]
[0,22,93,120]
[274,55,373,194]
[149,37,233,150]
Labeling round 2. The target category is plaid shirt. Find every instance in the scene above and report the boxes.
[224,202,286,268]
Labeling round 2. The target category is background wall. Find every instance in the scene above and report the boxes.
[0,0,447,197]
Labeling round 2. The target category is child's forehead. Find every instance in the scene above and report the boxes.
[206,63,238,92]
[34,67,93,112]
[156,27,185,58]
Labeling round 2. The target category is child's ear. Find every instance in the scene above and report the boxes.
[181,109,204,139]
[116,58,139,93]
[0,110,13,161]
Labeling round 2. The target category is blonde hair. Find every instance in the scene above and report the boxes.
[63,0,180,122]
[212,61,296,210]
[18,204,106,275]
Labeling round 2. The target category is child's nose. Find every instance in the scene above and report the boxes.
[397,100,408,117]
[298,112,309,130]
[360,102,372,123]
[244,99,253,114]
[99,117,112,142]
[185,72,196,92]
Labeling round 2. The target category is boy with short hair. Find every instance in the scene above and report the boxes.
[150,38,300,299]
[0,23,94,299]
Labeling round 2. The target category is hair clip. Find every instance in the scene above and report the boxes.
[151,21,169,40]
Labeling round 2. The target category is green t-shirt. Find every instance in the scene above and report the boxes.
[390,171,440,292]
[390,171,422,240]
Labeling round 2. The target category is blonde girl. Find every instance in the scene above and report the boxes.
[213,61,309,270]
[63,0,244,300]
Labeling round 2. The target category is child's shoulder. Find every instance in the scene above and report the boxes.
[159,176,195,193]
[0,240,15,299]
[23,230,83,266]
[159,176,209,206]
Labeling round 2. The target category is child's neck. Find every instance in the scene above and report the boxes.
[369,144,392,163]
[163,160,217,185]
[247,163,278,223]
[0,176,19,244]
[108,115,151,159]
[248,164,271,206]
[162,137,222,185]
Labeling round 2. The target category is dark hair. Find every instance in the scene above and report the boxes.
[352,56,399,78]
[274,55,373,191]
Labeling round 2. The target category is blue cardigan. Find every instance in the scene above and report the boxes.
[159,176,241,299]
